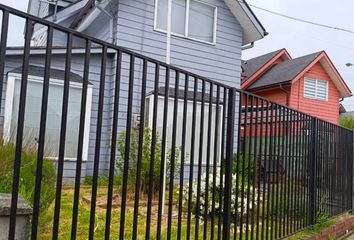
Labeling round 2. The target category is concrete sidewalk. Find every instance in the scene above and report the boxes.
[344,232,354,240]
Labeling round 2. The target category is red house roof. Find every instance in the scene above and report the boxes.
[241,49,352,98]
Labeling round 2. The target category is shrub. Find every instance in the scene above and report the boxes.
[0,141,56,212]
[340,115,354,130]
[116,127,180,195]
[233,153,255,181]
[183,171,260,220]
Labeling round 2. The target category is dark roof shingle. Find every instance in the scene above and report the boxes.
[242,49,284,81]
[248,51,323,90]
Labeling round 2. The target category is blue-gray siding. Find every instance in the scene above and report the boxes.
[5,0,243,181]
[114,0,242,87]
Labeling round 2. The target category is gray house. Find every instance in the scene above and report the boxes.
[3,0,266,181]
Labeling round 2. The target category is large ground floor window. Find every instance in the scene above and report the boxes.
[4,70,92,161]
[145,91,223,166]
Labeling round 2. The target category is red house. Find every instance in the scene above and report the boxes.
[241,49,352,124]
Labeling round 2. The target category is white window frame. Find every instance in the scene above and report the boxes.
[154,0,218,45]
[4,72,93,162]
[146,95,223,166]
[304,77,328,101]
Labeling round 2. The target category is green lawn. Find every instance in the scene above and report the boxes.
[36,185,318,239]
[38,185,225,239]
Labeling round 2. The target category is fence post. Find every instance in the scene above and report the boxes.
[222,88,236,240]
[309,117,317,225]
[351,131,354,213]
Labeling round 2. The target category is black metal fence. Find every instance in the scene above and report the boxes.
[0,4,353,240]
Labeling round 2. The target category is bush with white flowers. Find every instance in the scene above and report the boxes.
[182,171,261,220]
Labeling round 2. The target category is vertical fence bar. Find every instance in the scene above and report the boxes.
[195,80,206,240]
[218,87,227,240]
[233,92,243,240]
[119,53,135,240]
[292,111,299,233]
[105,50,123,240]
[52,32,72,240]
[309,117,317,225]
[350,130,354,212]
[167,71,179,240]
[177,73,189,239]
[31,26,53,240]
[324,121,329,215]
[274,104,281,238]
[156,67,170,240]
[287,109,295,234]
[279,106,287,237]
[261,101,270,239]
[255,99,264,240]
[291,109,297,233]
[146,63,159,240]
[222,88,235,240]
[244,95,254,239]
[245,96,254,240]
[239,94,248,240]
[9,18,33,240]
[274,105,282,238]
[132,59,148,237]
[281,107,289,237]
[250,98,259,240]
[347,130,350,211]
[131,58,147,240]
[203,83,213,239]
[266,102,274,240]
[186,77,198,240]
[331,123,335,215]
[294,112,301,231]
[304,115,311,227]
[299,114,306,230]
[71,39,91,240]
[89,45,108,240]
[211,85,220,240]
[270,104,278,240]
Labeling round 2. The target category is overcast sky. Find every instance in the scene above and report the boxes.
[244,0,354,111]
[1,0,354,110]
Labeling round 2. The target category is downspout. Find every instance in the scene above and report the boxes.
[279,84,290,106]
[53,0,59,22]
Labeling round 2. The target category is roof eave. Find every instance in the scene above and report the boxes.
[248,81,292,91]
[223,0,267,45]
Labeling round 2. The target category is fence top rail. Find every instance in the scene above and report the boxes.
[0,3,352,133]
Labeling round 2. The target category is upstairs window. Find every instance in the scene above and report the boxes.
[155,0,217,44]
[304,77,328,101]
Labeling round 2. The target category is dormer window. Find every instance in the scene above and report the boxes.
[304,77,328,101]
[154,0,217,44]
